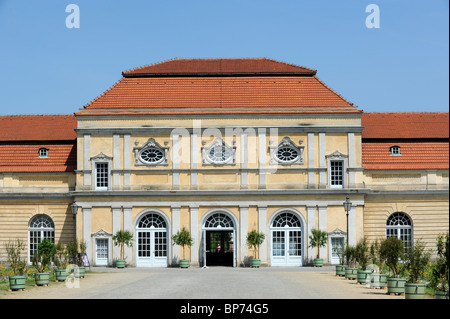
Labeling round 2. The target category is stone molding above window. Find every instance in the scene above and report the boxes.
[133,138,169,166]
[201,138,236,166]
[269,137,304,165]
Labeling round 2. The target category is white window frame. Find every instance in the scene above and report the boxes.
[90,152,112,191]
[38,148,49,158]
[390,145,402,156]
[269,137,304,166]
[326,151,348,189]
[133,137,169,166]
[201,138,236,166]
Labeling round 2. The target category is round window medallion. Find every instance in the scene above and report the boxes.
[139,148,165,164]
[207,146,232,164]
[276,147,299,163]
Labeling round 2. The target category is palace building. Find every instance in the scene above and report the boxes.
[0,58,448,267]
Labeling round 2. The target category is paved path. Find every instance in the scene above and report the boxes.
[1,266,409,300]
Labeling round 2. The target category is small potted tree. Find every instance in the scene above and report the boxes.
[380,236,406,295]
[53,242,69,282]
[32,239,55,286]
[369,239,387,289]
[246,230,265,268]
[344,245,358,280]
[334,244,347,276]
[5,239,27,291]
[309,229,328,267]
[355,237,372,284]
[404,239,431,299]
[112,230,134,268]
[67,239,87,278]
[431,233,449,299]
[172,227,194,268]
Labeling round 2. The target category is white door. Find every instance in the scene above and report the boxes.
[330,237,344,265]
[270,212,303,266]
[95,238,109,266]
[136,230,168,267]
[271,229,302,266]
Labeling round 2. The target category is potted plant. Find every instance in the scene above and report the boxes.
[344,245,358,280]
[112,230,133,268]
[380,236,406,295]
[369,239,387,289]
[430,233,449,299]
[5,239,27,291]
[355,237,372,284]
[404,239,431,299]
[67,239,87,278]
[309,229,328,267]
[246,230,265,268]
[53,242,69,282]
[172,227,194,268]
[32,239,55,286]
[334,244,347,276]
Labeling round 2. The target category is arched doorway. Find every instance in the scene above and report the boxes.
[136,212,168,267]
[270,211,303,266]
[29,214,55,263]
[202,211,236,267]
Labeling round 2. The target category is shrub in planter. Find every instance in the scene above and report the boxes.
[404,239,431,299]
[355,237,372,284]
[67,239,87,278]
[344,245,358,280]
[334,245,346,276]
[32,239,55,286]
[309,229,328,267]
[380,236,406,295]
[172,227,194,268]
[113,230,134,268]
[369,239,387,288]
[430,232,449,299]
[247,230,265,268]
[5,239,28,291]
[53,242,69,282]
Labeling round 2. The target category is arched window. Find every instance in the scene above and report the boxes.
[29,214,55,262]
[137,213,167,229]
[386,212,412,252]
[272,212,301,228]
[270,211,303,266]
[204,213,234,229]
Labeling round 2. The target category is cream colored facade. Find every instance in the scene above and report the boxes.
[1,60,448,267]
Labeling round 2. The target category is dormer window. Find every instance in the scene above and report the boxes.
[38,148,49,158]
[390,146,401,156]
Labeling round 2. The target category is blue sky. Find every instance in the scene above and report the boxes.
[0,0,448,115]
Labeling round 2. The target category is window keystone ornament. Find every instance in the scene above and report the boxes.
[202,138,236,165]
[134,138,169,166]
[270,137,304,165]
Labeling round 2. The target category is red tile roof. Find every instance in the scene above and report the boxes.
[0,115,77,172]
[0,143,76,172]
[362,112,449,139]
[122,58,317,76]
[0,115,77,141]
[362,142,449,170]
[79,58,358,114]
